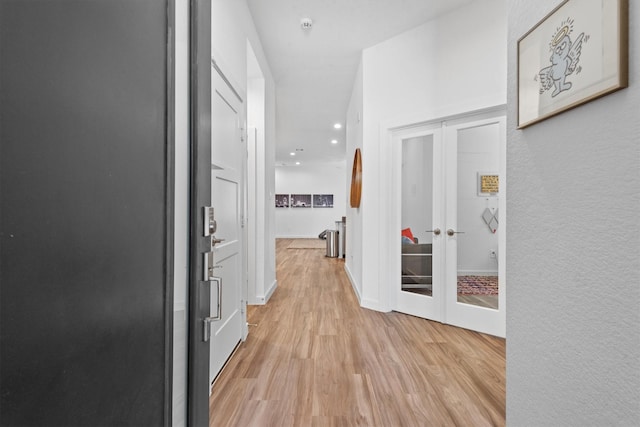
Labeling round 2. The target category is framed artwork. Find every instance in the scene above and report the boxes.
[313,194,334,208]
[290,194,311,208]
[275,194,289,208]
[478,172,499,196]
[517,0,628,128]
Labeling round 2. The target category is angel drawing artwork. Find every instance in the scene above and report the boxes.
[539,19,584,97]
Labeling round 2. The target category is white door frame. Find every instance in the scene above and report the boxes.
[383,105,506,337]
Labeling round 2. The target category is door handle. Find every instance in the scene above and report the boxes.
[203,276,222,342]
[447,229,465,236]
[211,235,226,248]
[426,229,441,236]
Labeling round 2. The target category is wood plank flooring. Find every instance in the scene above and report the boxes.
[210,239,505,426]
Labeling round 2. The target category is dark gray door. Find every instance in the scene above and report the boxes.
[188,0,213,425]
[0,1,173,425]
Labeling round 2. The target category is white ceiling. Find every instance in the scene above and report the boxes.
[245,0,474,166]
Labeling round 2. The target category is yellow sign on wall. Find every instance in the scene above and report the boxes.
[479,173,499,195]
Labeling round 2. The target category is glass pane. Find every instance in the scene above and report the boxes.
[401,135,433,296]
[456,124,499,309]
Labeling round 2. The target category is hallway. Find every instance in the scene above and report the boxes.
[210,239,505,426]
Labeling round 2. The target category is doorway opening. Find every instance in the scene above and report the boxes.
[391,108,506,337]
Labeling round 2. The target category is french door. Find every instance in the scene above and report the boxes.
[395,125,444,322]
[394,112,506,337]
[443,116,506,336]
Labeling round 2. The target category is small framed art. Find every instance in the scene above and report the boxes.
[275,194,289,208]
[517,0,628,128]
[290,194,311,208]
[313,194,334,208]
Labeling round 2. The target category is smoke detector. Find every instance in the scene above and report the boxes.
[300,18,313,30]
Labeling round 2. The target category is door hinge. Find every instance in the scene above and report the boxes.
[240,299,246,314]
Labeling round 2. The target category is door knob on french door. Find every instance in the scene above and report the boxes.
[426,229,441,236]
[447,229,465,236]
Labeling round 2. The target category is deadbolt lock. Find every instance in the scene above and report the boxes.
[203,206,217,236]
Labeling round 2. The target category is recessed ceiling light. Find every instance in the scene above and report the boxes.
[290,152,295,156]
[295,161,301,165]
[331,139,338,144]
[333,123,342,129]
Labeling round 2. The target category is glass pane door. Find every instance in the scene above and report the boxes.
[445,116,506,337]
[396,128,443,322]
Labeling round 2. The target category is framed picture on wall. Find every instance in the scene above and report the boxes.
[313,194,334,208]
[477,172,499,196]
[517,0,628,128]
[275,194,290,208]
[290,194,311,208]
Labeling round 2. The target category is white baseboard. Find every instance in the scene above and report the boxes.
[344,264,361,303]
[344,264,386,312]
[250,279,278,306]
[264,279,277,302]
[361,298,384,312]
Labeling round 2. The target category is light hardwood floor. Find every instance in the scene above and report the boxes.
[210,239,505,426]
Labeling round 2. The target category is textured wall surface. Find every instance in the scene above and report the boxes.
[506,1,640,425]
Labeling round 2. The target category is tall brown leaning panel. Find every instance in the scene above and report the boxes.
[350,148,362,208]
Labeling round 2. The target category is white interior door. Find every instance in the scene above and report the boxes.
[444,116,506,337]
[393,112,506,338]
[209,66,246,385]
[395,126,443,321]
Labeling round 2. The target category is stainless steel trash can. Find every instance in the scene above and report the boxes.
[325,230,339,258]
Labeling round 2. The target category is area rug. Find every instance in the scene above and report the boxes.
[457,276,498,295]
[287,239,326,249]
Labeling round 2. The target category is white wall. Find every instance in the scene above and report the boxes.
[247,75,267,305]
[507,1,639,425]
[275,163,347,238]
[247,42,266,305]
[211,0,277,304]
[348,0,507,311]
[345,60,364,297]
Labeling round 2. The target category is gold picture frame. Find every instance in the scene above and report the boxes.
[517,0,628,129]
